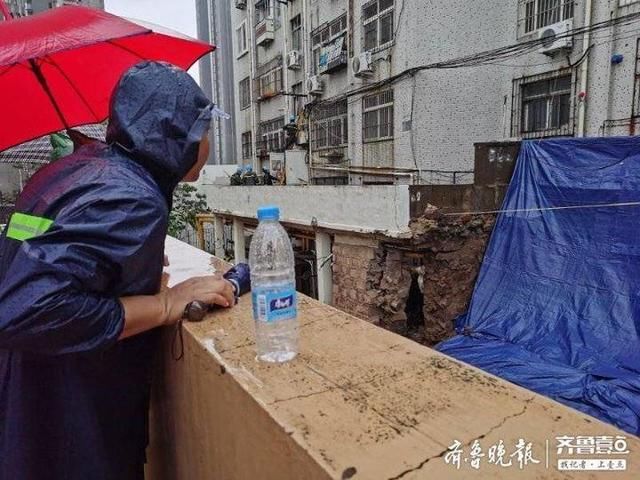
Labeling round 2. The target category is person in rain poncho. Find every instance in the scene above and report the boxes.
[0,61,235,480]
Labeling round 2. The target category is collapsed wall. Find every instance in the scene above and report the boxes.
[332,205,495,346]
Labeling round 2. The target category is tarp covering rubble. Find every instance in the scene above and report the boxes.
[438,137,640,435]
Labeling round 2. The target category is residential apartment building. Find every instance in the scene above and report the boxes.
[228,0,640,185]
[196,0,238,165]
[5,0,29,16]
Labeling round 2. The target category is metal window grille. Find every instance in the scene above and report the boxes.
[311,99,348,150]
[363,89,394,142]
[291,15,302,51]
[241,131,253,160]
[239,77,251,110]
[256,56,283,100]
[311,14,347,74]
[512,69,576,138]
[518,0,574,35]
[363,0,394,52]
[257,118,285,153]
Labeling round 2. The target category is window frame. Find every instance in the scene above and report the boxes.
[362,0,395,53]
[241,131,253,161]
[290,14,302,51]
[362,89,394,143]
[256,56,284,101]
[518,0,574,37]
[235,21,248,59]
[239,76,251,111]
[311,99,348,151]
[311,14,347,75]
[511,69,576,139]
[257,117,286,153]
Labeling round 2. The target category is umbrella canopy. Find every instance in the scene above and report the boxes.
[0,5,214,151]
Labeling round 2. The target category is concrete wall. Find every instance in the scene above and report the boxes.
[148,237,640,480]
[200,184,411,235]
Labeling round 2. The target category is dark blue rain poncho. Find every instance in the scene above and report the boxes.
[0,61,213,479]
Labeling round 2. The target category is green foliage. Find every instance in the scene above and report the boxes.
[168,184,210,236]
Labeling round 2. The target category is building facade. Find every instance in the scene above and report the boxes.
[28,0,103,15]
[227,0,640,185]
[196,0,238,165]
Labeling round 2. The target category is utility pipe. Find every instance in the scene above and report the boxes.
[577,0,593,137]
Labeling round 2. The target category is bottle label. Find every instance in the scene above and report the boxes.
[252,287,297,323]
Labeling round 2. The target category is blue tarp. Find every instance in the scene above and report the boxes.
[438,137,640,435]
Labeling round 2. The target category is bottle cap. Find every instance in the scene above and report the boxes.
[257,205,280,221]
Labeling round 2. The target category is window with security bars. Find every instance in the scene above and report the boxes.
[311,14,347,74]
[255,0,280,25]
[512,70,575,138]
[256,57,283,100]
[363,0,394,52]
[239,77,251,110]
[518,0,574,35]
[257,118,285,153]
[311,99,348,150]
[241,131,252,160]
[363,90,394,142]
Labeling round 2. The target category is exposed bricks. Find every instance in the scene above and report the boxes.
[330,207,495,347]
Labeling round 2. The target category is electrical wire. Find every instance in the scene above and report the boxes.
[442,201,640,217]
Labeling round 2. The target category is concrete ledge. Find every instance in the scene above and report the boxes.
[148,238,640,479]
[198,185,412,236]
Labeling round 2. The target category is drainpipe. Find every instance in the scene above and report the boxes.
[577,0,593,137]
[248,1,259,171]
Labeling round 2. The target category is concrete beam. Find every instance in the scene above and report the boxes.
[232,218,246,263]
[315,232,333,305]
[213,216,225,258]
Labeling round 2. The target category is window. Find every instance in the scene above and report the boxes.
[311,99,348,150]
[255,0,280,24]
[256,56,283,100]
[258,118,285,153]
[619,0,640,6]
[363,0,394,52]
[519,0,574,35]
[363,90,394,142]
[512,70,574,138]
[239,77,251,110]
[241,131,253,160]
[292,82,304,117]
[291,15,302,51]
[311,14,347,74]
[236,21,248,58]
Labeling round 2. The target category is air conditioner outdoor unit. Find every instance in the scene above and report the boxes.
[306,75,324,95]
[287,50,301,70]
[538,20,573,56]
[234,0,247,9]
[353,51,373,77]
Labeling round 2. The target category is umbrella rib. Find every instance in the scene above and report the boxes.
[41,57,101,122]
[105,38,146,61]
[28,58,70,131]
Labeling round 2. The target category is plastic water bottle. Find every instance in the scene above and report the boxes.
[249,206,298,362]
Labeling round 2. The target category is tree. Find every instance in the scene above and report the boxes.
[168,184,210,237]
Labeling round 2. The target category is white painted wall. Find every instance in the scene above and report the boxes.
[199,185,411,236]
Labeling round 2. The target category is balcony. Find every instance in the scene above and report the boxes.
[146,237,640,479]
[255,17,275,46]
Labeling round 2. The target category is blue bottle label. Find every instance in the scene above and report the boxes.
[252,287,297,323]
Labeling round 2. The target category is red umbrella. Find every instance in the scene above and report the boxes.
[0,5,214,151]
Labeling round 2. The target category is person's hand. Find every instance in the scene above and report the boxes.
[155,275,235,325]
